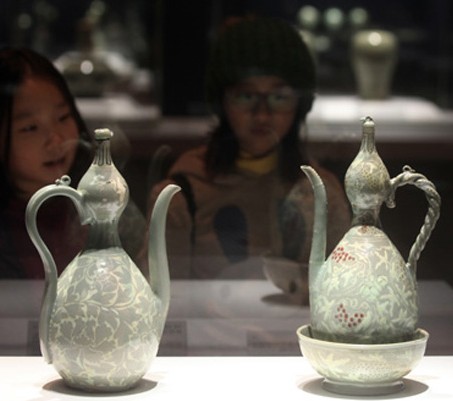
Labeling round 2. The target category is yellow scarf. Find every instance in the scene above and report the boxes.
[235,150,278,175]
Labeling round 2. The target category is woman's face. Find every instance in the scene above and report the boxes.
[7,76,79,199]
[223,75,298,157]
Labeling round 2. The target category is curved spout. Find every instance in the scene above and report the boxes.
[148,184,180,337]
[300,166,327,286]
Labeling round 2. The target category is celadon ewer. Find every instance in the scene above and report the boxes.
[301,117,440,344]
[26,128,180,391]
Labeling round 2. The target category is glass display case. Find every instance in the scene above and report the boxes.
[1,1,452,111]
[0,0,452,365]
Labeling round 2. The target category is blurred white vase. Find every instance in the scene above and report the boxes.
[352,30,398,99]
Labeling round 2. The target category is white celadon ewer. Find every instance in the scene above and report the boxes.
[26,128,180,391]
[301,117,440,344]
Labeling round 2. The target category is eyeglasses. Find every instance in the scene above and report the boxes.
[225,87,299,113]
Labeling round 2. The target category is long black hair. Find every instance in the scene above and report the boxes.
[0,47,93,207]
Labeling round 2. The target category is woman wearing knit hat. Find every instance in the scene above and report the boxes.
[148,16,350,281]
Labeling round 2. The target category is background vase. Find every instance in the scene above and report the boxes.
[351,30,398,100]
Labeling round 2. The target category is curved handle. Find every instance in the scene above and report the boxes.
[25,175,91,363]
[386,166,441,276]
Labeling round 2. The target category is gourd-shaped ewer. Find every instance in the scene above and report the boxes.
[301,117,440,344]
[26,128,180,391]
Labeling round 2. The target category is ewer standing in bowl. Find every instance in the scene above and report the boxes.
[301,117,440,344]
[26,128,180,391]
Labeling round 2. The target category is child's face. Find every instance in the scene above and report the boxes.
[223,75,298,157]
[8,76,79,199]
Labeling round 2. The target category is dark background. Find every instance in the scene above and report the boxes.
[0,0,452,114]
[0,1,451,285]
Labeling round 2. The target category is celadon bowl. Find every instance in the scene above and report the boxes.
[262,256,309,305]
[297,324,428,396]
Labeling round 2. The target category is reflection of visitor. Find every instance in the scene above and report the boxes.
[0,47,145,279]
[148,16,350,279]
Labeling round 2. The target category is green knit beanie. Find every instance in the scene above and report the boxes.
[206,16,316,111]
